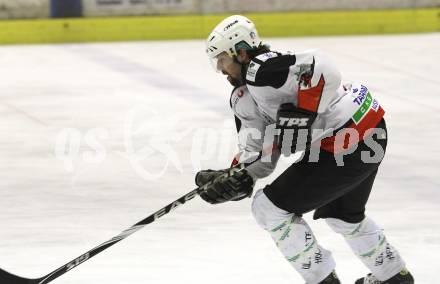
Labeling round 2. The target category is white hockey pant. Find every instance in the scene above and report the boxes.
[252,189,335,284]
[326,217,405,281]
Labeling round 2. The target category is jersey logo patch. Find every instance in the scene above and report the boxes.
[246,61,261,82]
[295,57,315,88]
[257,52,279,62]
[278,117,310,127]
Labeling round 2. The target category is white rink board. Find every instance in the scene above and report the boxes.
[0,34,439,284]
[82,0,198,17]
[0,0,49,19]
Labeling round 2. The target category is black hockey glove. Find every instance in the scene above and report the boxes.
[195,169,227,187]
[276,103,317,155]
[197,168,254,205]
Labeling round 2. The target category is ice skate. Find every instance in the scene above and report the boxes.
[355,268,414,284]
[318,271,340,284]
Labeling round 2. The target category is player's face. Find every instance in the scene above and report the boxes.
[214,52,244,87]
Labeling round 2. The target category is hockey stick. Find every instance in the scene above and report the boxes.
[0,164,249,284]
[0,187,204,284]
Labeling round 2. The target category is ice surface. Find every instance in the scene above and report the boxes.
[0,33,439,283]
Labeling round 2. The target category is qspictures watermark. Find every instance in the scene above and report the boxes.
[54,105,387,181]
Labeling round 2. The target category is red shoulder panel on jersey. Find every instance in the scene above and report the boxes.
[297,75,325,113]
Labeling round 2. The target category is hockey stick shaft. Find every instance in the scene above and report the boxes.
[47,164,249,282]
[43,187,201,284]
[0,187,202,284]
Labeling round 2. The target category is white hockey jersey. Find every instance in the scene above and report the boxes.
[230,50,385,179]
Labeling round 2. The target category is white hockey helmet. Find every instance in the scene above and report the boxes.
[206,15,262,70]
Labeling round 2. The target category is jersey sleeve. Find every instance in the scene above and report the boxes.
[230,86,280,179]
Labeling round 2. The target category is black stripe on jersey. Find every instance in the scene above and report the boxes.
[246,54,296,89]
[234,115,242,132]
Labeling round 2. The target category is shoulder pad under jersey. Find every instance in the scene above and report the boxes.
[246,52,296,89]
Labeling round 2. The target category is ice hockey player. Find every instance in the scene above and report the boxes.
[195,15,414,284]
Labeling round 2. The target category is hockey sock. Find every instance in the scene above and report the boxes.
[252,189,335,284]
[326,217,405,281]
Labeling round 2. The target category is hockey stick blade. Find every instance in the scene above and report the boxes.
[0,267,42,284]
